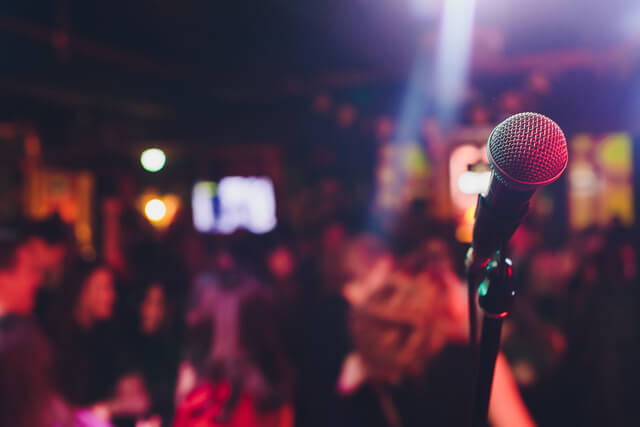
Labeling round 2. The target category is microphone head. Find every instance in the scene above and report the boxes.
[487,112,568,191]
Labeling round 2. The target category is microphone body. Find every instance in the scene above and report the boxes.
[466,112,568,427]
[469,112,568,263]
[471,177,533,262]
[466,111,568,353]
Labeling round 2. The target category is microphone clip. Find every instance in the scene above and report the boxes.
[476,252,515,318]
[469,251,517,427]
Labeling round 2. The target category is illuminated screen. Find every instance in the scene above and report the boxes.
[374,141,431,210]
[192,177,277,234]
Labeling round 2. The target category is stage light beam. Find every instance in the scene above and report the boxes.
[410,0,442,19]
[434,0,478,126]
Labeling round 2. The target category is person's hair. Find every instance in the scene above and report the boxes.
[400,237,457,276]
[0,316,55,427]
[69,261,112,307]
[340,233,389,285]
[239,288,292,411]
[349,270,450,385]
[50,261,113,333]
[135,278,177,334]
[25,214,70,245]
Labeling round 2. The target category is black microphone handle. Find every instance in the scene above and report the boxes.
[472,174,534,261]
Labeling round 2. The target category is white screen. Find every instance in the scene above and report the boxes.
[192,177,277,234]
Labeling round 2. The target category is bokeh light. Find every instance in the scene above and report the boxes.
[145,199,167,222]
[140,148,166,172]
[458,170,492,194]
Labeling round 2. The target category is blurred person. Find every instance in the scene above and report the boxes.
[120,280,182,426]
[504,244,577,381]
[26,215,71,285]
[0,225,43,316]
[266,243,298,303]
[0,217,74,335]
[235,287,293,421]
[0,225,112,426]
[317,220,349,296]
[102,194,157,280]
[70,264,117,331]
[264,237,305,368]
[388,201,445,255]
[0,313,113,427]
[301,233,535,427]
[26,215,75,335]
[175,257,292,427]
[108,373,153,427]
[0,227,53,424]
[52,262,118,406]
[177,249,239,394]
[494,225,609,427]
[555,221,640,427]
[294,234,392,427]
[339,264,534,427]
[53,261,155,426]
[52,262,150,419]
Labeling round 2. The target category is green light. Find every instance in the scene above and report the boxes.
[140,148,166,172]
[478,280,489,297]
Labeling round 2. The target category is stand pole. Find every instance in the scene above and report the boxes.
[471,316,504,427]
[470,254,515,427]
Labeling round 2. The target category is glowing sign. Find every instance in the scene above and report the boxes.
[568,133,633,230]
[449,144,489,211]
[192,177,277,234]
[374,141,431,210]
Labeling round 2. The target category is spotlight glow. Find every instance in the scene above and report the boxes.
[410,0,442,19]
[434,0,478,126]
[140,148,166,172]
[145,199,167,222]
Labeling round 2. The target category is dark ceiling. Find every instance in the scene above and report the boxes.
[1,0,638,148]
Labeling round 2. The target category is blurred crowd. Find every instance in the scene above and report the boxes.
[1,173,638,427]
[2,0,640,424]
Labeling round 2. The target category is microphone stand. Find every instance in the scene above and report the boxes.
[466,179,533,426]
[465,251,487,370]
[470,252,515,427]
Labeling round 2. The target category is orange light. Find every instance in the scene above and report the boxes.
[145,199,166,221]
[139,191,181,229]
[455,205,477,243]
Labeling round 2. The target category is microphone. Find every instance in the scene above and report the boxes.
[466,113,567,427]
[464,112,567,427]
[470,112,568,262]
